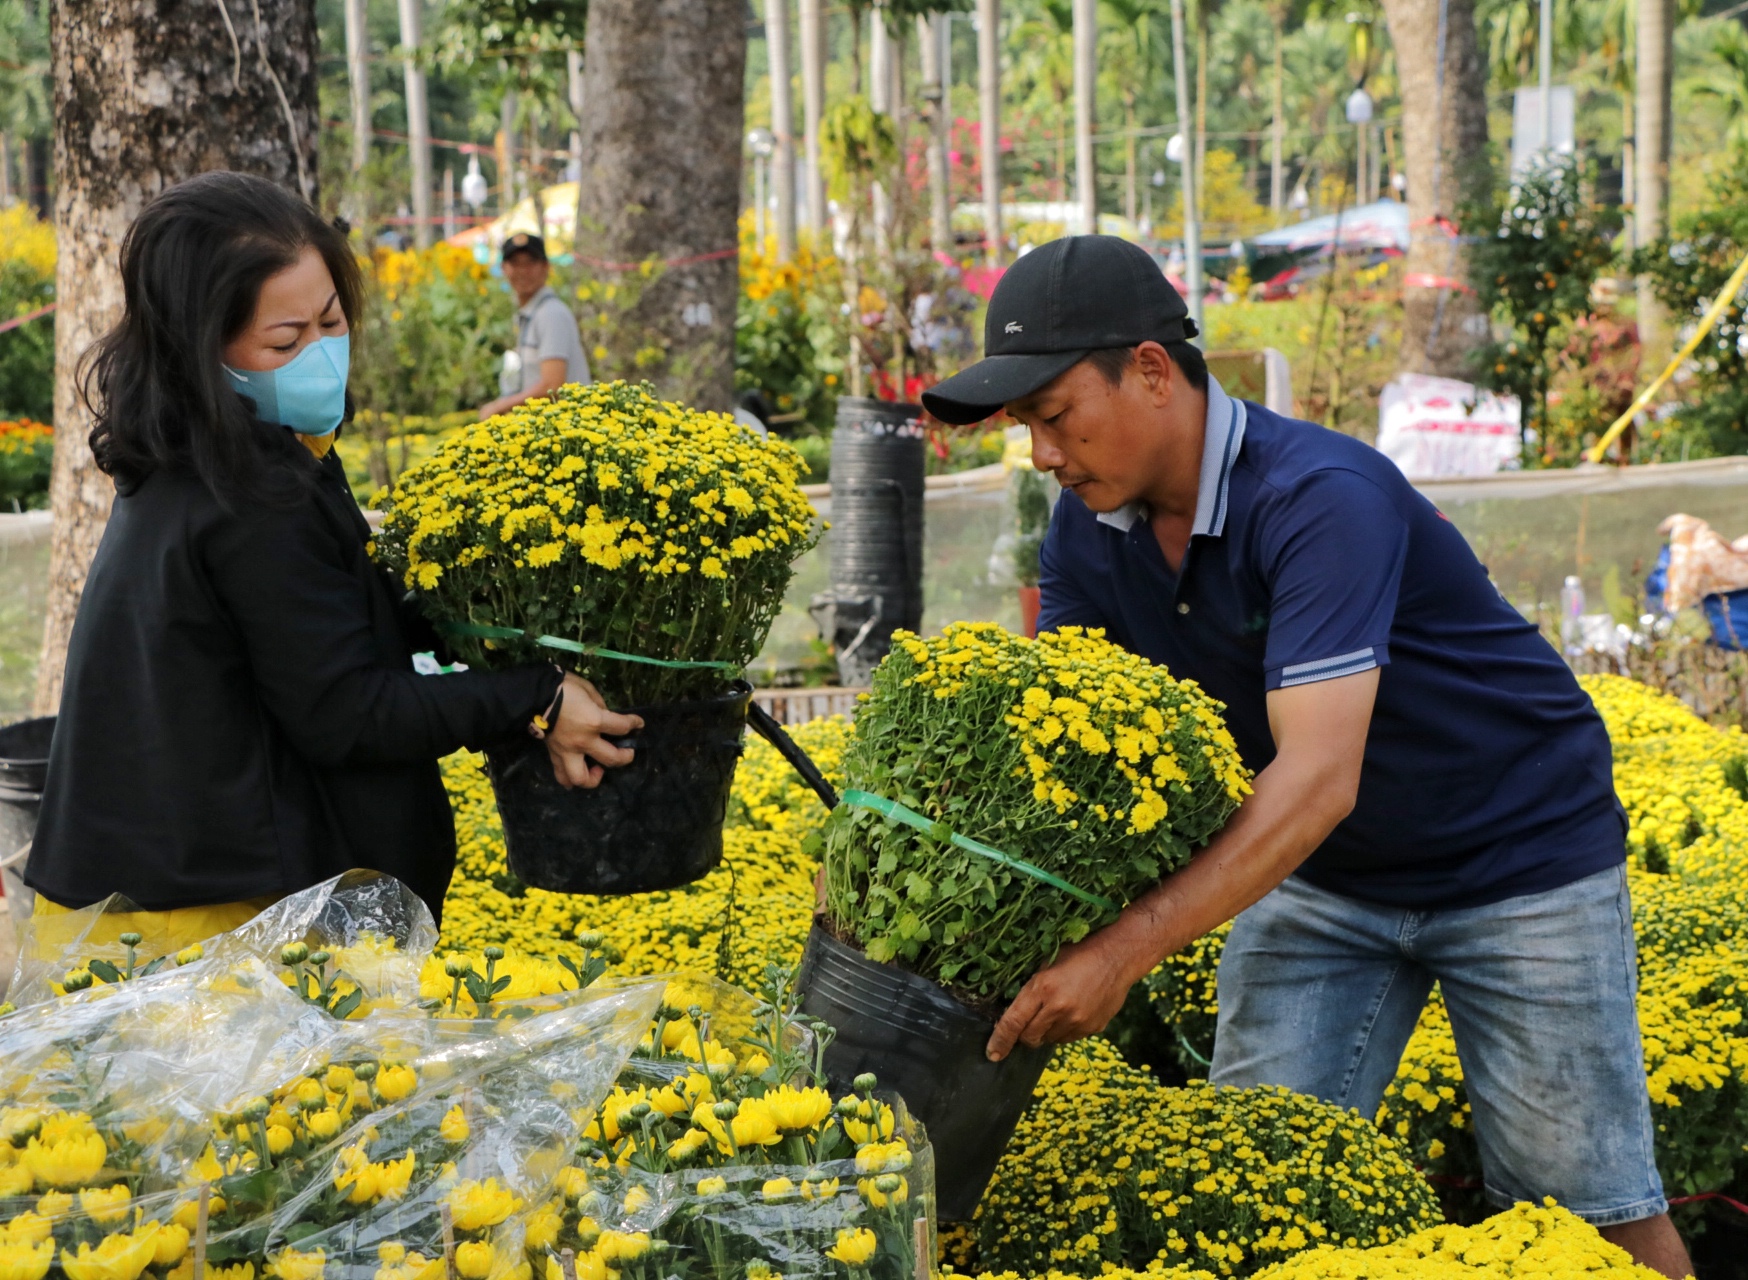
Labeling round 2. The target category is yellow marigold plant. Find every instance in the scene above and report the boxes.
[970,1039,1438,1278]
[372,381,818,705]
[821,623,1250,1001]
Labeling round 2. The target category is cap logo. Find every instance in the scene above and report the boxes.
[1004,320,1024,334]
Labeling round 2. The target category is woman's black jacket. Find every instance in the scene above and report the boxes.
[24,439,558,922]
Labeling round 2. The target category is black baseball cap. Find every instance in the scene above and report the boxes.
[501,232,547,263]
[922,235,1198,426]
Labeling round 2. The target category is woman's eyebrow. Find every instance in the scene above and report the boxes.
[266,295,339,330]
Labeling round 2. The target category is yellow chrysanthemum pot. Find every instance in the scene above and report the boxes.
[371,380,821,896]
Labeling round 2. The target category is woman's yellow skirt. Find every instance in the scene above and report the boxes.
[29,893,280,960]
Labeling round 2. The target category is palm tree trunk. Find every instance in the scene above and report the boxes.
[978,0,1002,264]
[397,0,432,248]
[1125,92,1137,225]
[1195,19,1207,225]
[345,0,370,220]
[800,0,827,234]
[919,13,952,251]
[577,0,748,409]
[870,6,891,250]
[1635,0,1673,356]
[1073,0,1097,236]
[1378,0,1490,377]
[768,0,798,261]
[38,0,319,713]
[1270,7,1285,220]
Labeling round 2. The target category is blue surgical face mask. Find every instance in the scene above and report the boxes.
[224,334,350,437]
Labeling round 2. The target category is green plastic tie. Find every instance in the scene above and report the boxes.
[838,789,1120,912]
[1176,1029,1213,1070]
[435,621,744,674]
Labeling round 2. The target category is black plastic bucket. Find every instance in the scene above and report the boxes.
[816,398,926,686]
[484,681,753,895]
[0,716,52,802]
[795,922,1051,1222]
[0,716,52,921]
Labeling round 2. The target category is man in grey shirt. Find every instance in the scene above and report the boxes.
[478,233,591,419]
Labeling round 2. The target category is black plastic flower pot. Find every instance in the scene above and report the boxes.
[795,921,1052,1222]
[483,681,753,895]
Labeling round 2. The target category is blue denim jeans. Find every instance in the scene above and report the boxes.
[1209,863,1666,1226]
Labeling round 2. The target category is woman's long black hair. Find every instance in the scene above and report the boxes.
[86,171,363,508]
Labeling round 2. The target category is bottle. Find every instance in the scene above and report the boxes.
[1560,575,1585,652]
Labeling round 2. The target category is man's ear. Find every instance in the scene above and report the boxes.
[1132,341,1176,406]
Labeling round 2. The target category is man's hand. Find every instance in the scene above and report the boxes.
[986,929,1142,1061]
[983,667,1382,1063]
[545,674,644,789]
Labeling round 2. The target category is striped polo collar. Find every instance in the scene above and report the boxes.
[1095,375,1247,537]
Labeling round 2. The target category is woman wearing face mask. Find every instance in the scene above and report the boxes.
[23,171,640,933]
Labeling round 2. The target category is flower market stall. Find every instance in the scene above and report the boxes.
[6,663,1730,1280]
[6,370,1734,1280]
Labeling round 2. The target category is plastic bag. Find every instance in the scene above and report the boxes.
[0,965,666,1280]
[527,1097,935,1280]
[517,973,936,1280]
[196,977,666,1280]
[7,872,438,1011]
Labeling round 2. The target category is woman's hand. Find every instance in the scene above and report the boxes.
[544,673,643,789]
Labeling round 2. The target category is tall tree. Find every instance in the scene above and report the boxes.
[978,0,1002,262]
[768,0,799,260]
[37,0,319,714]
[800,0,827,233]
[344,0,370,219]
[1269,0,1287,217]
[577,0,746,410]
[1378,0,1490,377]
[919,11,953,249]
[1634,0,1673,355]
[398,0,432,247]
[1072,0,1096,234]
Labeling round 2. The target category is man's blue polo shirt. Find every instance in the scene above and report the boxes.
[1037,378,1625,910]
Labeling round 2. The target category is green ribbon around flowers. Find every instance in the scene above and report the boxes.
[435,621,744,675]
[838,789,1119,912]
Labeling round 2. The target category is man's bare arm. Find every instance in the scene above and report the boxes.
[986,666,1380,1060]
[478,358,570,419]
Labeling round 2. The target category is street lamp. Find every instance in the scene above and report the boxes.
[747,128,776,246]
[461,154,488,214]
[1165,133,1186,165]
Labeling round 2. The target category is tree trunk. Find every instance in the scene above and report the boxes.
[768,0,798,260]
[977,0,1001,264]
[799,0,826,234]
[1378,0,1490,378]
[1270,7,1284,220]
[870,6,891,252]
[397,0,431,248]
[1072,0,1096,237]
[345,0,370,220]
[37,0,319,715]
[1124,92,1136,226]
[1634,0,1672,357]
[578,0,747,411]
[919,12,952,252]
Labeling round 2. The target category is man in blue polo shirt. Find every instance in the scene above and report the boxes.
[921,236,1688,1278]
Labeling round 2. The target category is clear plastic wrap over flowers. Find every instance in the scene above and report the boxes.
[0,873,668,1280]
[7,872,438,1011]
[528,1104,935,1280]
